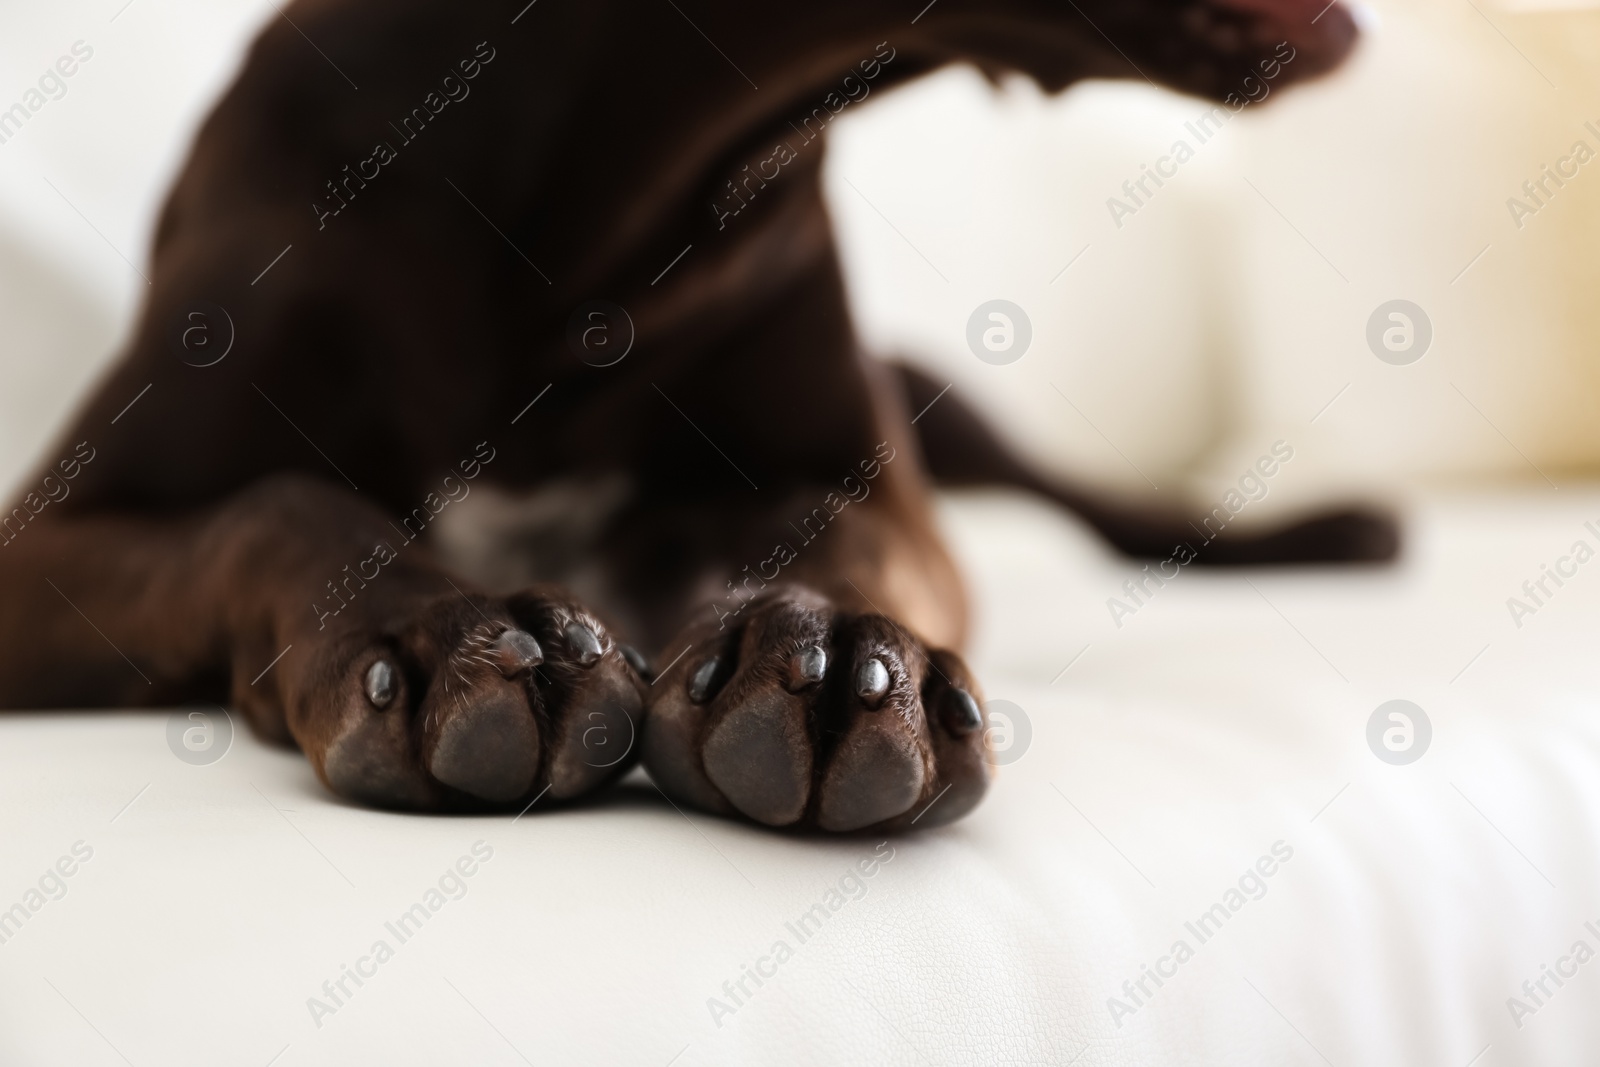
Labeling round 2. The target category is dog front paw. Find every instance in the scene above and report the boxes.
[276,586,647,811]
[641,588,993,831]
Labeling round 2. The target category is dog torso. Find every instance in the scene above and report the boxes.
[0,0,1363,827]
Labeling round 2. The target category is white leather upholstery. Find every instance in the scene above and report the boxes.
[0,490,1593,1066]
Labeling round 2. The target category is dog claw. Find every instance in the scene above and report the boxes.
[855,657,889,708]
[565,622,603,666]
[786,645,827,692]
[688,657,722,704]
[942,688,983,735]
[364,660,396,709]
[620,643,650,678]
[491,629,544,676]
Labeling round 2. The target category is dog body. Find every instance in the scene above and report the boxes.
[0,0,1365,829]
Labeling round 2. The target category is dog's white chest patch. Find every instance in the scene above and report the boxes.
[431,475,632,605]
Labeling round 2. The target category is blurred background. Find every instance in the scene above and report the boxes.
[1,0,1597,509]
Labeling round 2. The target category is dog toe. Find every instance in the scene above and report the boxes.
[321,652,438,809]
[818,722,925,831]
[424,682,540,803]
[703,687,814,825]
[640,678,733,815]
[817,623,931,831]
[510,593,648,798]
[900,654,996,830]
[547,659,643,798]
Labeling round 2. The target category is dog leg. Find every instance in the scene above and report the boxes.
[638,456,995,833]
[893,361,1401,565]
[0,474,646,810]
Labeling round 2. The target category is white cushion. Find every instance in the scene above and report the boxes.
[0,489,1592,1065]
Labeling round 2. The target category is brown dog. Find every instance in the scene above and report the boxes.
[0,0,1384,831]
